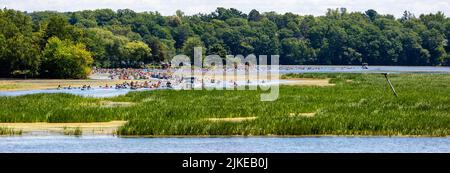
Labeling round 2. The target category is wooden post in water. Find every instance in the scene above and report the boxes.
[383,73,398,97]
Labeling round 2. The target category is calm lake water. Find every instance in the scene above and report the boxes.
[277,65,450,74]
[0,136,449,153]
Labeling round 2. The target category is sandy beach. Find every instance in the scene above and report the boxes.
[0,121,127,135]
[0,75,332,91]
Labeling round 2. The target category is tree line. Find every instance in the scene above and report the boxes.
[0,7,449,78]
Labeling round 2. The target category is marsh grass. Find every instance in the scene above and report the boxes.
[0,127,22,135]
[0,73,449,136]
[63,127,83,136]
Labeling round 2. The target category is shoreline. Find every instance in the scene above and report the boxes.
[0,78,156,91]
[1,121,447,137]
[0,78,330,92]
[2,133,449,138]
[0,121,127,135]
[117,134,450,138]
[1,120,447,138]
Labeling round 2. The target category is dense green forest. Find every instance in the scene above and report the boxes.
[0,7,449,78]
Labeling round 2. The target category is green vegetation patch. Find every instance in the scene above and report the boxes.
[63,127,83,136]
[0,74,449,136]
[0,127,22,136]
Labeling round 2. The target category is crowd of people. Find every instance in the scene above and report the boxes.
[57,80,170,90]
[60,65,363,91]
[55,66,176,90]
[111,81,163,89]
[57,85,92,90]
[59,65,277,91]
[92,68,171,80]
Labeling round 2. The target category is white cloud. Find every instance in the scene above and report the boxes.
[1,0,449,17]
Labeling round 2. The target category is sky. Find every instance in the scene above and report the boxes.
[1,0,449,17]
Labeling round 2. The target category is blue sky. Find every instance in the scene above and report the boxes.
[1,0,449,17]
